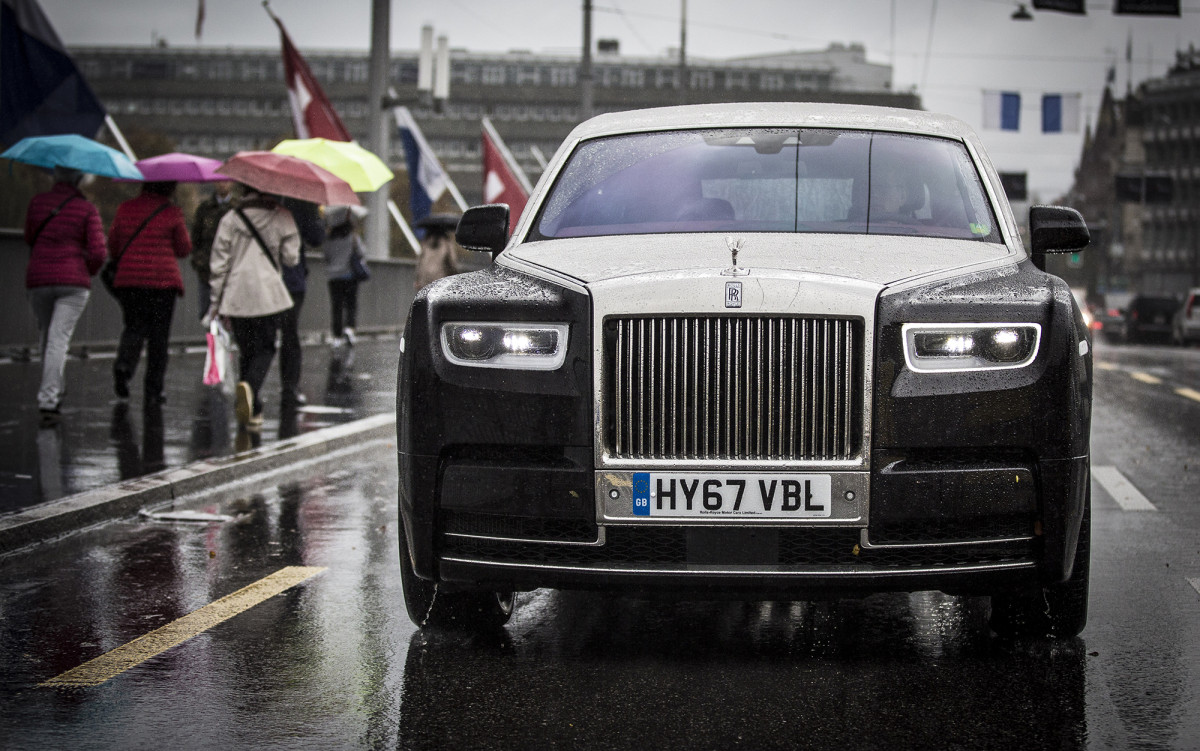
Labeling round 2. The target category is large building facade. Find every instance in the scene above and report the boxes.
[1059,48,1200,298]
[73,41,917,206]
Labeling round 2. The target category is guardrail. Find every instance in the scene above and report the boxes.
[1,228,418,353]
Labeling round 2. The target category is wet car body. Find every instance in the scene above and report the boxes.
[397,103,1092,637]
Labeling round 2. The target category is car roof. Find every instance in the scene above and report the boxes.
[568,102,979,142]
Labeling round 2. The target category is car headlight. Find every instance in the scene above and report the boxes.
[440,322,569,370]
[901,323,1041,372]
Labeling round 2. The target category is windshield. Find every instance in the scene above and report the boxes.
[531,128,1001,243]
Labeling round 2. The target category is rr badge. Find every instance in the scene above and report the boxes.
[725,281,743,308]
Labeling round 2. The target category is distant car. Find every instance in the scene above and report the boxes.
[1093,292,1132,343]
[1124,295,1179,344]
[397,103,1093,639]
[1172,288,1200,346]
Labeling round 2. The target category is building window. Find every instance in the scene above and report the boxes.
[344,62,368,83]
[690,70,714,90]
[550,67,576,86]
[725,71,750,90]
[621,69,645,88]
[516,66,541,85]
[760,73,786,91]
[393,61,418,84]
[482,66,506,85]
[656,69,679,89]
[452,64,479,85]
[132,60,170,79]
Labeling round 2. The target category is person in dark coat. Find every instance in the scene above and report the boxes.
[24,167,107,423]
[322,205,366,346]
[107,181,192,405]
[278,198,325,405]
[189,179,234,320]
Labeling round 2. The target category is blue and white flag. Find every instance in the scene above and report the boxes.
[982,90,1021,132]
[0,0,106,148]
[392,105,450,226]
[1042,93,1081,133]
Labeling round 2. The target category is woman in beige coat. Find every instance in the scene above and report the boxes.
[206,186,300,428]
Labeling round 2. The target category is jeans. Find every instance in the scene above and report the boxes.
[278,290,304,396]
[114,287,177,400]
[229,313,281,416]
[328,279,358,336]
[28,286,90,411]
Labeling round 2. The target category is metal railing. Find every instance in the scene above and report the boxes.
[2,228,419,352]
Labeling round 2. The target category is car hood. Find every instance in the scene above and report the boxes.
[503,234,1017,289]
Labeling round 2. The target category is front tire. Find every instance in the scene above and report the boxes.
[399,526,515,631]
[990,487,1090,639]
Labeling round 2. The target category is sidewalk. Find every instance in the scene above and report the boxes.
[0,335,400,515]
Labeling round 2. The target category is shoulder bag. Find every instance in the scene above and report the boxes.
[28,194,77,249]
[235,208,280,271]
[101,202,170,294]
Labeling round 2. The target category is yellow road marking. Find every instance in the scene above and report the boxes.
[40,566,325,688]
[1177,387,1200,403]
[1130,371,1162,385]
[1096,362,1118,371]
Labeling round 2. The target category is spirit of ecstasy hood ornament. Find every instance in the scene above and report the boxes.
[721,235,750,276]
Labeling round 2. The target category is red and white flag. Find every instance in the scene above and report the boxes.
[270,11,351,142]
[482,117,532,230]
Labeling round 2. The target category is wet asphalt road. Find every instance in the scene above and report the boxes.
[1,338,1199,750]
[0,336,399,513]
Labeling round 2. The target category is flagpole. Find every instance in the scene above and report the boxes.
[483,117,533,195]
[529,145,548,171]
[104,115,137,161]
[388,200,422,256]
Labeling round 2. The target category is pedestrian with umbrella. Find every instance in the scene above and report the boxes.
[2,134,140,424]
[21,165,106,423]
[107,179,192,405]
[210,151,357,428]
[322,204,368,347]
[413,213,462,291]
[205,184,299,430]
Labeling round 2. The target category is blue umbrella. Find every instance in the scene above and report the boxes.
[1,134,143,180]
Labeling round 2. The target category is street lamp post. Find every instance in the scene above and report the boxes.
[366,0,390,259]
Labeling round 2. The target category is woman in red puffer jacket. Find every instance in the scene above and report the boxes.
[107,181,192,405]
[24,167,106,423]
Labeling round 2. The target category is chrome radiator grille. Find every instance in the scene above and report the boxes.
[606,316,862,461]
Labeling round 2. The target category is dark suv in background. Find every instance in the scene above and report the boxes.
[1124,295,1180,344]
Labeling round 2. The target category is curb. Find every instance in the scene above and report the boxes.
[0,413,396,556]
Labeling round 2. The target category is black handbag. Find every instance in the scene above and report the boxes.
[350,247,371,282]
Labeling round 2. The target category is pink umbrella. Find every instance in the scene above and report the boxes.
[134,152,227,182]
[217,150,361,206]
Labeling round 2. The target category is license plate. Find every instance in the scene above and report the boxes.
[631,473,832,518]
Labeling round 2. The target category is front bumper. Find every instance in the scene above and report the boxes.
[420,453,1085,598]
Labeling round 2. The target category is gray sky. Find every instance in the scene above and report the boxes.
[39,0,1200,201]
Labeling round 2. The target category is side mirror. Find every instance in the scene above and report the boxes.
[456,204,510,258]
[1029,205,1089,254]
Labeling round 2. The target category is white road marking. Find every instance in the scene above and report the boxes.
[1189,578,1200,598]
[1093,466,1157,512]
